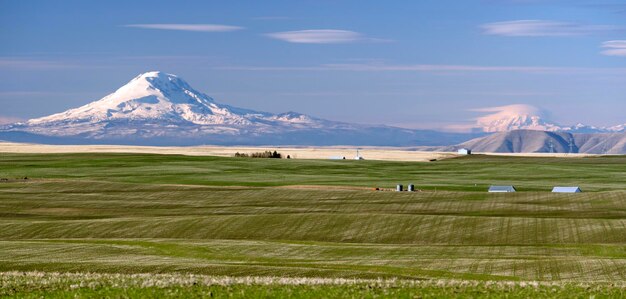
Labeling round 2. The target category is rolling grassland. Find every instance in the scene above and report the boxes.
[0,153,624,297]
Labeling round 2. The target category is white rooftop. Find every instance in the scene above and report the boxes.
[552,186,582,193]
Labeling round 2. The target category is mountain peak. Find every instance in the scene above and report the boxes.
[468,104,556,133]
[13,71,338,139]
[137,70,172,79]
[120,71,194,99]
[131,71,185,88]
[24,72,245,128]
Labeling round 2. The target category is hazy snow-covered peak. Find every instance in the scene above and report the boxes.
[462,104,624,133]
[471,104,560,132]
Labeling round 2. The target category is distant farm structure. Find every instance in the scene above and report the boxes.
[458,148,472,155]
[488,185,517,193]
[329,149,364,160]
[552,186,582,193]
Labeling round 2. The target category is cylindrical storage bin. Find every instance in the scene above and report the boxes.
[408,184,415,192]
[396,184,403,192]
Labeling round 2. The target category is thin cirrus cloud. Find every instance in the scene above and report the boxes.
[266,29,386,44]
[601,40,626,57]
[216,63,626,74]
[481,20,620,36]
[0,58,79,69]
[124,24,244,32]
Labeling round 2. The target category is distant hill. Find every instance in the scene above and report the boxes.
[437,130,626,154]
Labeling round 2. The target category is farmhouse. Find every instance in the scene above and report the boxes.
[488,185,516,192]
[552,186,582,193]
[458,148,471,155]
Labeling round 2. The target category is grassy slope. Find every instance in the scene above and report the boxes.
[0,153,624,286]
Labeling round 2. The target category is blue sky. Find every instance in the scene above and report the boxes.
[1,0,625,129]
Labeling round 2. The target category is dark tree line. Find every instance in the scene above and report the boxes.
[234,151,282,158]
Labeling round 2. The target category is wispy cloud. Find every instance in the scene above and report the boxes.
[481,20,621,36]
[253,16,292,21]
[470,104,545,117]
[124,24,244,32]
[266,29,387,44]
[0,91,102,97]
[583,3,626,14]
[216,63,626,74]
[0,58,79,69]
[601,40,626,57]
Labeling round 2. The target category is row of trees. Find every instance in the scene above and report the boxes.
[234,151,282,159]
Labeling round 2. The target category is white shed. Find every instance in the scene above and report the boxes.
[552,186,582,193]
[488,185,516,192]
[458,148,471,155]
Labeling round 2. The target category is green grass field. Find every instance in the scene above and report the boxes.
[0,153,625,297]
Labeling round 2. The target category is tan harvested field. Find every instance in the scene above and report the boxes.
[0,142,601,161]
[475,152,598,158]
[0,142,455,161]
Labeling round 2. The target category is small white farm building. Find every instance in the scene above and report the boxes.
[458,148,471,155]
[552,186,582,193]
[488,185,516,192]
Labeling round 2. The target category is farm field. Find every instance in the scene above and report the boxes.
[0,153,625,297]
[0,142,600,162]
[0,142,459,162]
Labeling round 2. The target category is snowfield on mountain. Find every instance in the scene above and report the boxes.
[20,71,336,137]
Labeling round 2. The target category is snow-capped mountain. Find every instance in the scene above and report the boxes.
[0,71,478,146]
[15,71,334,138]
[473,104,560,132]
[468,104,624,133]
[607,123,626,132]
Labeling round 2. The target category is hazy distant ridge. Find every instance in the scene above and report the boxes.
[440,130,626,154]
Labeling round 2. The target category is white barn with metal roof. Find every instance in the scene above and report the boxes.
[488,185,517,192]
[552,186,582,193]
